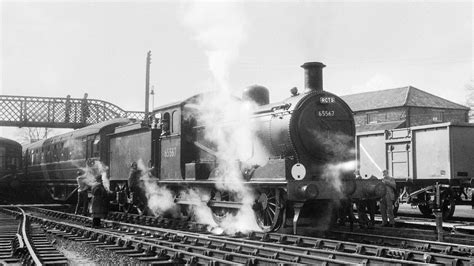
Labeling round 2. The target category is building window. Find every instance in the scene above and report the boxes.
[367,112,378,124]
[432,110,444,122]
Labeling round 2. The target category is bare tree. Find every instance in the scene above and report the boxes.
[16,127,55,144]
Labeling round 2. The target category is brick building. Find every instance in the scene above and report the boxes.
[341,86,470,132]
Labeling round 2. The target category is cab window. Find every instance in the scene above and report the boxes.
[172,110,180,133]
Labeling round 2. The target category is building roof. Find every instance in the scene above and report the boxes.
[341,86,469,112]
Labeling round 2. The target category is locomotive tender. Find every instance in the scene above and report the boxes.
[21,62,385,232]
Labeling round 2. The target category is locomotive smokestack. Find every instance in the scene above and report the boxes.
[301,62,326,93]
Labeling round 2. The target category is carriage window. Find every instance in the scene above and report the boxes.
[35,149,40,164]
[11,158,18,168]
[92,135,101,157]
[46,147,52,163]
[0,147,5,168]
[172,111,180,133]
[81,137,87,158]
[54,144,59,162]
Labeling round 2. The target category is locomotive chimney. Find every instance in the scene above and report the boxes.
[301,62,326,93]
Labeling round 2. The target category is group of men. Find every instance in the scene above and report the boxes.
[74,172,109,228]
[75,162,146,228]
[339,169,397,229]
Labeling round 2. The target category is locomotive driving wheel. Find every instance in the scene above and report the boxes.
[254,188,284,232]
[211,191,236,223]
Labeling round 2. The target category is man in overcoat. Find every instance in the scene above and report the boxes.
[91,175,108,228]
[75,171,90,215]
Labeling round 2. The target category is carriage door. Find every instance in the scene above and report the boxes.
[386,129,412,179]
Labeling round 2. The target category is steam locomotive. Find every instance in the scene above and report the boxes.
[20,62,385,232]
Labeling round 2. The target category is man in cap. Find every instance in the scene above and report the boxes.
[75,171,90,215]
[91,175,109,228]
[379,170,396,227]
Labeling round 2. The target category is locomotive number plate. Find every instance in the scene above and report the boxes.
[318,110,335,117]
[164,147,177,157]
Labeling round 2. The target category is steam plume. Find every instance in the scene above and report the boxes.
[181,1,247,91]
[181,3,270,234]
[322,160,357,193]
[63,138,110,191]
[136,159,179,217]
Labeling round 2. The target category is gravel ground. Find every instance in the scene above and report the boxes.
[47,234,145,265]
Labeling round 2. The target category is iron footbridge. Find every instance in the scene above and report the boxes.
[0,95,145,128]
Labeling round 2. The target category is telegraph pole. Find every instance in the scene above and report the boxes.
[145,51,152,122]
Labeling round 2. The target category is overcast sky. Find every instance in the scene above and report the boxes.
[1,0,472,140]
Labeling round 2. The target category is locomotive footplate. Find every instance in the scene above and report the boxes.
[175,198,243,209]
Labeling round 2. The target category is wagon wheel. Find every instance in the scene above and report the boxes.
[254,188,284,232]
[418,204,433,216]
[417,191,456,220]
[441,191,456,220]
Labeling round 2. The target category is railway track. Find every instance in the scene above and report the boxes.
[0,207,68,265]
[8,206,473,265]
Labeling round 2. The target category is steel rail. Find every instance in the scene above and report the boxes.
[328,229,474,257]
[108,210,474,261]
[19,209,287,265]
[132,227,417,265]
[29,207,474,264]
[27,207,448,265]
[37,218,287,265]
[19,208,43,266]
[209,233,470,265]
[2,207,43,266]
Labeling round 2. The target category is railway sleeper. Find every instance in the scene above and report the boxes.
[23,207,474,265]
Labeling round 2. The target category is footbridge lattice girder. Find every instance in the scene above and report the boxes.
[0,95,145,128]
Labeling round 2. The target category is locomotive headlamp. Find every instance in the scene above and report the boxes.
[291,163,306,180]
